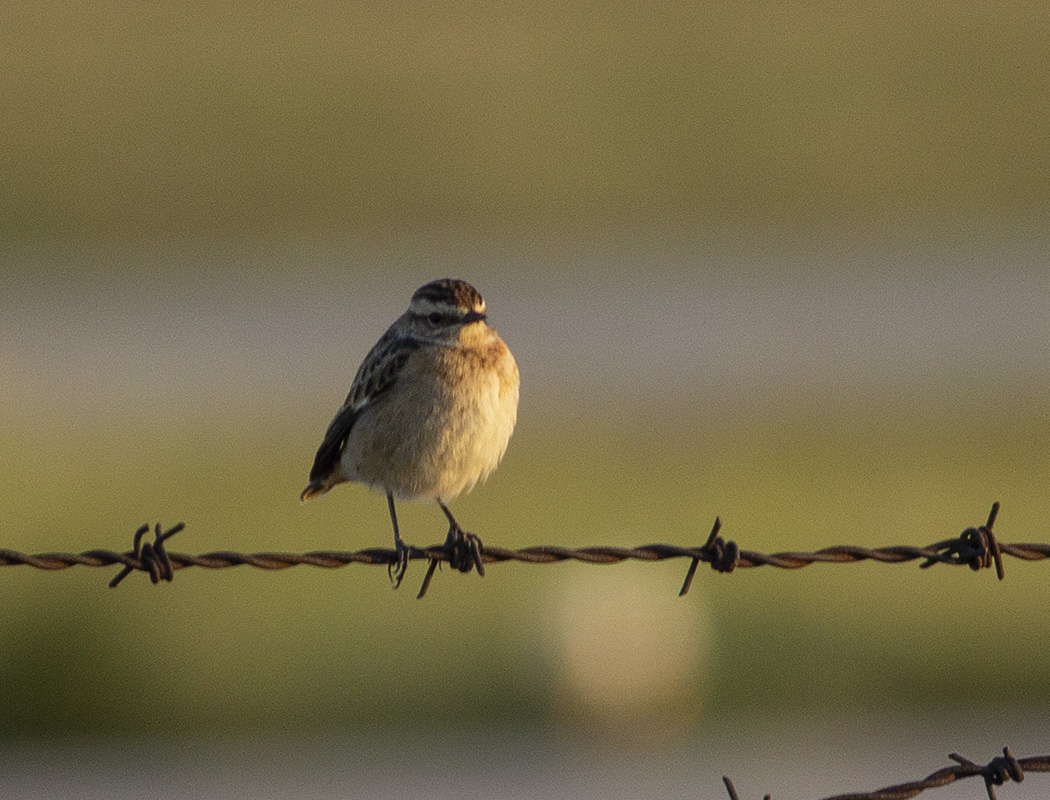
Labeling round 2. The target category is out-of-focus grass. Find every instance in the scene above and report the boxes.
[2,394,1048,737]
[2,1,1049,248]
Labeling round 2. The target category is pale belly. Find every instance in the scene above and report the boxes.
[340,362,518,503]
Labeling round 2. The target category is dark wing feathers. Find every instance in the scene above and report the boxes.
[304,335,421,490]
[345,333,419,408]
[306,403,359,486]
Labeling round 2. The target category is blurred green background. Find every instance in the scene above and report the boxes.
[4,0,1049,247]
[3,2,1050,798]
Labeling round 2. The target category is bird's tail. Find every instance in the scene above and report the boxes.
[300,481,330,503]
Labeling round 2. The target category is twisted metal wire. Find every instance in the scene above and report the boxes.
[4,514,1050,800]
[724,747,1049,800]
[1,502,1047,597]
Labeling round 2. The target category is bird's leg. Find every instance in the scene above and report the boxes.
[386,492,410,588]
[437,501,485,577]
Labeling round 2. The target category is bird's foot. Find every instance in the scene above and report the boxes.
[444,522,485,577]
[415,523,485,599]
[389,538,412,589]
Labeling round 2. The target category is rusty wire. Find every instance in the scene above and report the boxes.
[723,747,1049,800]
[1,502,1048,598]
[3,512,1050,800]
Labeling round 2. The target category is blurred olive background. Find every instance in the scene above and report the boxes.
[3,2,1050,798]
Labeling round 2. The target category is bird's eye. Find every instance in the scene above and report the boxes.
[428,312,442,325]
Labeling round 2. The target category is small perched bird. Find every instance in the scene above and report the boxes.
[301,278,519,587]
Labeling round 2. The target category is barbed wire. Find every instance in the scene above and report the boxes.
[1,502,1048,598]
[722,747,1049,800]
[4,513,1049,800]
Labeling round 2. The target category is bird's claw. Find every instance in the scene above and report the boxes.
[389,539,411,588]
[444,523,485,576]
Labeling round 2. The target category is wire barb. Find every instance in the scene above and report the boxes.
[108,522,184,588]
[948,747,1025,800]
[727,748,1044,800]
[679,517,738,596]
[818,747,1044,800]
[416,532,485,599]
[920,502,1005,579]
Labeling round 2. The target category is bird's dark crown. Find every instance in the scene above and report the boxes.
[411,279,485,313]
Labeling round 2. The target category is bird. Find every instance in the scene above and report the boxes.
[301,278,519,588]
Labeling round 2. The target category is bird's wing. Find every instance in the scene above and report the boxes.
[305,402,358,489]
[302,334,421,497]
[343,331,421,411]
